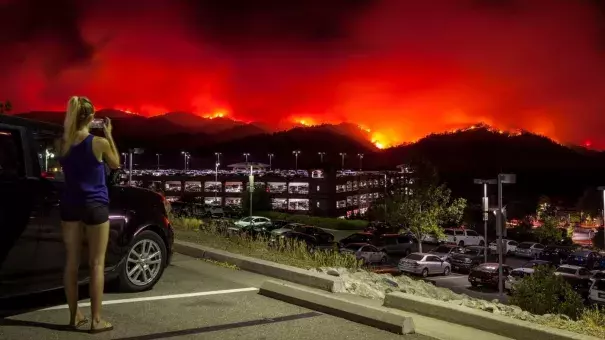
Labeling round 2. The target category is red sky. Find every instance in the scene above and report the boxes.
[1,0,604,148]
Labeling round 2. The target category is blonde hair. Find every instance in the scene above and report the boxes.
[61,96,94,156]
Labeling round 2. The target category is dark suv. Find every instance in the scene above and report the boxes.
[0,115,174,298]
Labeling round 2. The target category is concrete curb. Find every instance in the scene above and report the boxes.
[384,292,600,340]
[174,240,344,292]
[259,280,415,335]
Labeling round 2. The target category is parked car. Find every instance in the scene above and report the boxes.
[488,239,518,255]
[521,259,556,269]
[374,234,417,256]
[429,244,463,261]
[538,245,578,265]
[234,216,272,228]
[591,270,605,284]
[514,242,545,258]
[588,279,605,306]
[338,232,376,248]
[566,250,602,270]
[270,222,307,236]
[554,265,593,296]
[505,267,534,293]
[339,243,388,264]
[0,115,174,298]
[468,263,512,289]
[363,221,398,235]
[449,246,497,272]
[444,228,485,246]
[269,231,318,252]
[289,225,334,245]
[398,252,451,277]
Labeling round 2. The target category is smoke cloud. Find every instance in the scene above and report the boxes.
[1,0,604,147]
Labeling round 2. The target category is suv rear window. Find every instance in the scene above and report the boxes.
[0,129,24,177]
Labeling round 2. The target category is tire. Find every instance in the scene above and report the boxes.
[118,230,167,293]
[421,268,429,278]
[470,282,479,287]
[443,266,451,276]
[458,241,465,247]
[380,255,388,264]
[479,240,485,246]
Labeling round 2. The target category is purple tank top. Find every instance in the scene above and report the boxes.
[60,134,109,205]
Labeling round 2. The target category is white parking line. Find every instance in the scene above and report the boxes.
[41,287,259,311]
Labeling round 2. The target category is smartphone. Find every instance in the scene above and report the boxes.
[90,118,104,129]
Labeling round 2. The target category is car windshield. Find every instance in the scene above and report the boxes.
[517,243,533,249]
[444,230,455,235]
[433,246,452,253]
[595,280,605,291]
[462,248,481,256]
[240,217,252,222]
[344,244,362,251]
[406,254,425,261]
[556,267,578,275]
[511,270,527,278]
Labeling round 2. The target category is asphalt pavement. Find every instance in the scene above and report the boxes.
[0,253,429,340]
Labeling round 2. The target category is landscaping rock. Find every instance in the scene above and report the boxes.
[326,269,341,277]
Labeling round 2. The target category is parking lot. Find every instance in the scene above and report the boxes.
[0,254,429,340]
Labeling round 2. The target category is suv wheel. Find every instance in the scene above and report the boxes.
[118,230,167,292]
[458,241,465,247]
[443,266,451,276]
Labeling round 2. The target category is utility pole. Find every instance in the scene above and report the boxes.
[215,152,221,164]
[474,179,497,262]
[215,162,220,201]
[243,153,250,163]
[156,153,161,170]
[181,151,190,171]
[497,173,516,299]
[597,187,605,250]
[268,153,274,170]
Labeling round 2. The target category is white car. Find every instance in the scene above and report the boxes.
[339,243,387,264]
[234,216,271,228]
[489,239,519,255]
[588,279,605,306]
[399,252,451,277]
[505,267,534,293]
[443,228,485,247]
[514,242,545,258]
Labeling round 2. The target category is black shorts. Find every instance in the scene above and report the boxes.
[60,202,109,225]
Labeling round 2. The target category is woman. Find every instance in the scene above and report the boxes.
[60,96,120,333]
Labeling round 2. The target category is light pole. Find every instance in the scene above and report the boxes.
[156,153,161,170]
[44,149,55,172]
[121,152,127,168]
[496,173,516,299]
[339,152,347,169]
[292,150,301,170]
[317,152,325,163]
[357,153,364,171]
[215,152,221,164]
[267,153,274,170]
[597,187,605,250]
[181,151,190,171]
[243,153,250,163]
[215,162,220,201]
[474,179,497,262]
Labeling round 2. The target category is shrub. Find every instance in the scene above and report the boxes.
[509,265,584,319]
[170,216,201,231]
[256,211,368,230]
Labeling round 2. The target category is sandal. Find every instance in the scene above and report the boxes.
[89,320,114,334]
[68,317,89,331]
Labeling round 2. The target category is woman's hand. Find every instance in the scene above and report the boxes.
[103,117,113,137]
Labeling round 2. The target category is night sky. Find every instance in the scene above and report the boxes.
[1,0,604,148]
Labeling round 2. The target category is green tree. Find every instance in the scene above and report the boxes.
[534,214,562,244]
[510,265,584,319]
[241,185,271,215]
[386,184,466,252]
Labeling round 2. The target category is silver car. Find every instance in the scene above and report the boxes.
[339,243,387,264]
[399,252,451,277]
[514,242,545,258]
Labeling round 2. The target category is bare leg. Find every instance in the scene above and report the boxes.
[61,221,86,326]
[85,221,112,330]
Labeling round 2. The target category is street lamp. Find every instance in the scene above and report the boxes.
[495,173,516,299]
[317,152,325,163]
[597,187,605,250]
[214,152,221,164]
[474,178,497,262]
[156,153,161,170]
[357,153,364,171]
[292,150,301,170]
[339,152,347,169]
[181,151,190,171]
[215,162,220,200]
[268,153,274,170]
[121,152,127,168]
[243,153,250,163]
[44,149,55,172]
